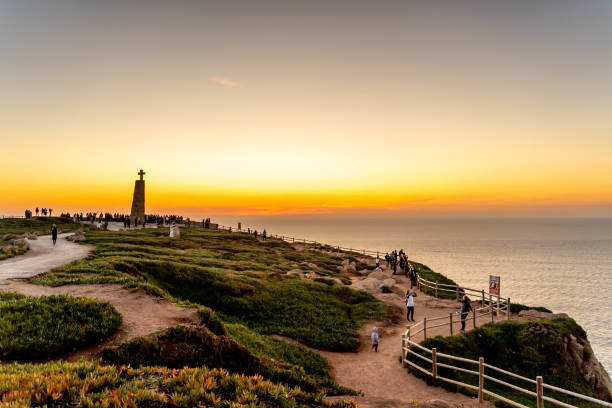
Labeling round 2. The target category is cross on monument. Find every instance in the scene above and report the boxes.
[138,169,146,180]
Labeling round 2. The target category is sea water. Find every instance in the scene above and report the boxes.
[209,215,612,373]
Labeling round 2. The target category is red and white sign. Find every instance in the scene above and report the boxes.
[489,275,500,296]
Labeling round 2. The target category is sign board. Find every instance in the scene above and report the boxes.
[489,275,500,296]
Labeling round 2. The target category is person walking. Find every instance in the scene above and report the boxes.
[405,289,417,321]
[262,229,267,241]
[375,255,380,269]
[460,295,473,332]
[51,224,58,247]
[385,253,390,270]
[371,327,379,352]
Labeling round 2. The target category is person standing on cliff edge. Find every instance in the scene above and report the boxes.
[51,224,58,247]
[460,295,473,332]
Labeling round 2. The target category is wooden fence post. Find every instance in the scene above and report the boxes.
[456,286,459,301]
[473,308,477,328]
[497,294,501,315]
[408,326,411,341]
[449,313,454,336]
[507,297,511,320]
[478,357,484,403]
[435,282,438,298]
[423,317,427,340]
[481,289,485,307]
[536,376,544,408]
[432,348,438,379]
[491,306,495,323]
[401,335,407,367]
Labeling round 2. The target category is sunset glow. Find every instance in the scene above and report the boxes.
[2,1,612,217]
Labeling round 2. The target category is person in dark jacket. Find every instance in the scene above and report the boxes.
[460,295,472,332]
[51,224,58,247]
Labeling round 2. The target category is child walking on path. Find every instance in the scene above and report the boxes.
[371,327,379,352]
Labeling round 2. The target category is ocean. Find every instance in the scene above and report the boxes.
[207,215,612,373]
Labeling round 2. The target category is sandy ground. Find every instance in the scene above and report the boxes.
[0,233,91,284]
[0,282,200,360]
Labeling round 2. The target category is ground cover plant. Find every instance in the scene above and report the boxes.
[102,325,354,396]
[0,292,121,360]
[0,360,358,407]
[0,217,81,260]
[32,227,390,351]
[411,262,460,300]
[407,318,606,407]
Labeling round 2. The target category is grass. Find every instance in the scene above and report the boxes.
[408,318,601,407]
[0,217,82,260]
[32,227,390,351]
[0,360,358,407]
[0,292,121,360]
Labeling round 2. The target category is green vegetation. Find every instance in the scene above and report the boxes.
[413,262,460,299]
[102,325,354,396]
[0,360,358,407]
[509,302,552,314]
[0,292,121,360]
[0,217,82,260]
[408,318,601,407]
[32,228,389,351]
[226,323,332,381]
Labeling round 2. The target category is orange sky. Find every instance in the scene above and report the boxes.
[1,2,612,217]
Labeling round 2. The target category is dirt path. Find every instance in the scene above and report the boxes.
[318,271,499,407]
[0,281,200,360]
[0,233,91,284]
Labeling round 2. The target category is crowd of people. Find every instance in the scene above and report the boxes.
[24,207,53,218]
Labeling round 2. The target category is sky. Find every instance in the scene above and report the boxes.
[1,0,611,217]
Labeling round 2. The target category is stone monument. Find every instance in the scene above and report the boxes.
[130,169,146,225]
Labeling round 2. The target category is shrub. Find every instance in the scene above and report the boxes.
[0,292,121,360]
[0,361,358,407]
[510,302,552,314]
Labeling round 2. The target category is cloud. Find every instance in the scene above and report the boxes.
[209,76,245,89]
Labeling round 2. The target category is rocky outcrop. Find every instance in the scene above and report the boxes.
[66,230,85,242]
[518,309,569,321]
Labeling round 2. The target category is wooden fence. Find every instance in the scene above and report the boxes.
[402,278,612,408]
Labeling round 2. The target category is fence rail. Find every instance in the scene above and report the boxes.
[211,223,385,256]
[402,279,612,408]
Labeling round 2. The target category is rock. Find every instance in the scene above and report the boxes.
[10,238,29,248]
[369,268,387,280]
[25,233,38,240]
[2,233,18,241]
[382,278,397,287]
[356,268,369,276]
[286,269,304,277]
[66,232,85,242]
[519,310,569,322]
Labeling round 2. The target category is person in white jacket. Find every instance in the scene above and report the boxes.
[371,327,379,352]
[405,289,417,321]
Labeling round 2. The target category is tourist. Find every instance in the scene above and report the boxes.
[409,264,418,288]
[238,222,241,231]
[392,258,397,275]
[460,295,473,332]
[262,229,267,241]
[371,327,379,352]
[49,208,53,216]
[36,207,39,216]
[406,289,417,321]
[51,224,58,246]
[228,227,232,233]
[385,253,389,269]
[254,230,258,239]
[376,255,380,269]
